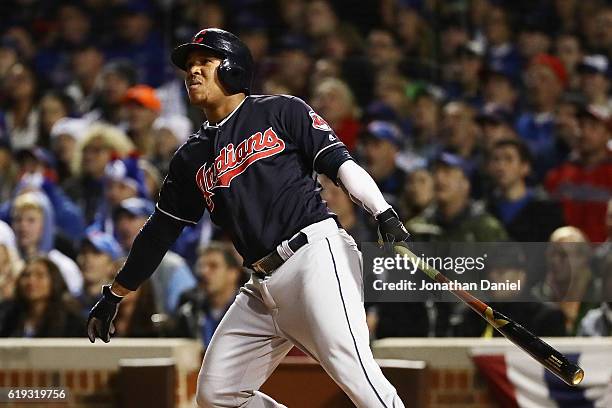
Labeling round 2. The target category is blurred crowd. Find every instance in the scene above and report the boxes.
[0,0,611,344]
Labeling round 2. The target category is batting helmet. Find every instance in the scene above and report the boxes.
[171,28,254,95]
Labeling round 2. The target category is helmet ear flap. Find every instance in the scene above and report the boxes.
[217,58,246,94]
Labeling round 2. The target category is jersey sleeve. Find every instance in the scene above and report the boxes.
[282,96,353,182]
[157,147,206,224]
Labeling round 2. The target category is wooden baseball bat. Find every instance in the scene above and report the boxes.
[393,244,584,386]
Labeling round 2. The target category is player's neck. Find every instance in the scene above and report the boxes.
[204,93,247,125]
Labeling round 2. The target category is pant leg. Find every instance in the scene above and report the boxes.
[266,229,405,408]
[196,279,294,408]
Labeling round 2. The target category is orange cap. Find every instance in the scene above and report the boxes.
[122,85,162,112]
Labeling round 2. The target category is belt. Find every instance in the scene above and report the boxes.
[251,232,309,277]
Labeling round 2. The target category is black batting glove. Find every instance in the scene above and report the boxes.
[376,208,410,251]
[87,284,122,343]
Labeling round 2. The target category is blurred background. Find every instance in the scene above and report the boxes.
[0,0,611,407]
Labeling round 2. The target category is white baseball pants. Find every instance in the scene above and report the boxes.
[196,218,404,408]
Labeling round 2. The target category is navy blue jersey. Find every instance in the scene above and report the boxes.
[157,95,352,266]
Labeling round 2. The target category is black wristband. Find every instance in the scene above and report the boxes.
[376,208,398,222]
[102,284,123,304]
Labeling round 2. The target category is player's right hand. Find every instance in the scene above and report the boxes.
[87,284,122,343]
[376,208,410,251]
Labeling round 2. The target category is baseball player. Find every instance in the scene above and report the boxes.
[87,28,408,408]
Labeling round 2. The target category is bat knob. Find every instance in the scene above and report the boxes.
[571,367,584,386]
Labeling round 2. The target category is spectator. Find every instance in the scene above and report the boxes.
[34,2,92,87]
[319,175,374,244]
[453,244,566,337]
[577,256,612,336]
[399,167,435,222]
[477,108,518,153]
[445,41,485,107]
[122,85,162,158]
[372,74,412,132]
[366,29,402,76]
[440,101,482,163]
[174,243,244,346]
[0,220,23,301]
[10,191,83,296]
[554,95,581,153]
[576,55,612,115]
[271,35,312,97]
[7,147,86,246]
[487,139,565,242]
[310,78,361,152]
[0,140,17,202]
[481,67,519,116]
[64,124,134,223]
[138,159,162,202]
[111,279,161,338]
[406,152,508,242]
[361,121,406,207]
[38,91,75,149]
[305,0,338,41]
[86,60,138,126]
[410,88,442,158]
[516,53,568,179]
[1,63,39,149]
[113,198,196,314]
[517,21,552,62]
[545,105,612,242]
[65,43,105,114]
[555,33,583,90]
[150,115,193,176]
[0,257,84,337]
[76,230,123,317]
[91,155,148,235]
[49,117,88,183]
[533,226,599,335]
[406,152,508,336]
[484,6,521,80]
[594,6,612,56]
[395,6,434,65]
[105,3,165,87]
[0,37,20,81]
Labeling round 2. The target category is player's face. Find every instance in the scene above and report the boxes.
[185,50,225,107]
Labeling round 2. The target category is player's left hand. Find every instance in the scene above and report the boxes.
[87,284,122,343]
[376,208,410,251]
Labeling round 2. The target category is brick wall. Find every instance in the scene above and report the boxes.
[0,367,201,408]
[427,368,494,408]
[0,369,114,407]
[0,339,203,408]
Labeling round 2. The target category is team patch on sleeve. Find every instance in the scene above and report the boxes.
[309,110,332,131]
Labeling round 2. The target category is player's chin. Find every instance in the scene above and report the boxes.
[188,92,207,106]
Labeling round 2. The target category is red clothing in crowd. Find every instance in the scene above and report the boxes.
[545,154,612,242]
[334,117,361,152]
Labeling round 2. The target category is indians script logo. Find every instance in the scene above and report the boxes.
[195,127,286,211]
[309,110,332,131]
